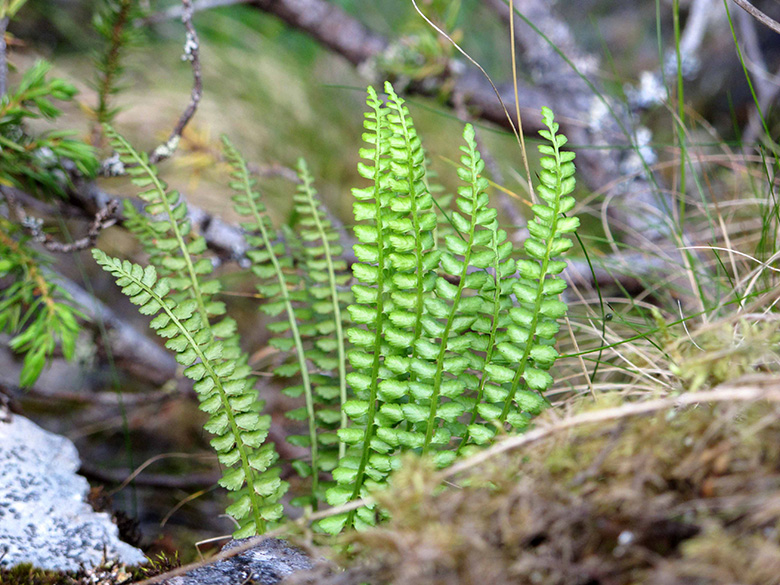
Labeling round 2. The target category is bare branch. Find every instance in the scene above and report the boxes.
[678,0,717,71]
[249,0,387,67]
[248,0,684,255]
[148,0,203,164]
[732,0,780,36]
[140,0,251,25]
[0,187,119,252]
[735,7,780,146]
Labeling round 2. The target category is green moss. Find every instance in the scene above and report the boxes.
[0,564,74,585]
[0,552,180,585]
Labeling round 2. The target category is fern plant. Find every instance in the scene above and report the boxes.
[317,86,576,533]
[93,128,286,537]
[93,83,578,538]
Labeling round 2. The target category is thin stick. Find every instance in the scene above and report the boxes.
[148,0,203,163]
[509,0,535,202]
[732,0,780,36]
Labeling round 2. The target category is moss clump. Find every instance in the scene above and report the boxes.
[0,552,180,585]
[0,564,75,585]
[287,392,780,585]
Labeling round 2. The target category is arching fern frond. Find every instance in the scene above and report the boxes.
[103,126,221,322]
[96,128,285,536]
[92,252,284,537]
[103,126,241,361]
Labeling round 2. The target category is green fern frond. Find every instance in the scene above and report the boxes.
[103,126,239,357]
[291,159,352,466]
[96,128,284,536]
[103,126,214,315]
[499,106,578,422]
[323,85,396,534]
[92,251,284,537]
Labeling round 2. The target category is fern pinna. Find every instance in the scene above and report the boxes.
[322,85,578,533]
[94,129,285,537]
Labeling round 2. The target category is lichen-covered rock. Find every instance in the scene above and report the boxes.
[164,539,313,585]
[0,413,147,572]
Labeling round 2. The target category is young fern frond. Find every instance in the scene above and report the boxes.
[105,126,244,367]
[92,253,284,537]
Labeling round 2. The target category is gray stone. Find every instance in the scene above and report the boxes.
[165,538,313,585]
[0,412,147,571]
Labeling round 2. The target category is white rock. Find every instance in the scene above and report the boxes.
[0,413,146,571]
